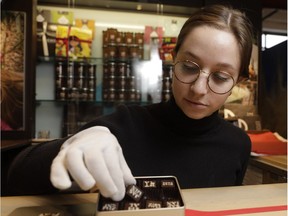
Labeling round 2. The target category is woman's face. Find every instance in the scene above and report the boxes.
[172,26,241,119]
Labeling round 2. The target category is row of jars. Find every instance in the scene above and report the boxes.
[103,43,143,60]
[161,64,173,101]
[103,28,144,45]
[102,61,141,102]
[55,61,97,101]
[56,87,95,101]
[103,88,141,102]
[55,61,97,78]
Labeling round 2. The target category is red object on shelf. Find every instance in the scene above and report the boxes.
[248,131,287,155]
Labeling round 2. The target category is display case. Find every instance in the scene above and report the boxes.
[34,3,190,138]
[35,0,262,139]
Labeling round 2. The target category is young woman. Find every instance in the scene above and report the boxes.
[7,4,253,200]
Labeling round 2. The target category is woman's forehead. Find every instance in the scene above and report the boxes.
[177,26,241,70]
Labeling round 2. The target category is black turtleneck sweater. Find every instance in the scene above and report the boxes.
[7,99,251,195]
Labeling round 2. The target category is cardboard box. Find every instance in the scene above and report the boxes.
[36,9,56,57]
[51,10,74,25]
[75,19,95,39]
[96,176,185,216]
[55,25,92,58]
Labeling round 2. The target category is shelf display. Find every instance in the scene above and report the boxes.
[102,28,144,103]
[55,60,97,101]
[34,5,195,137]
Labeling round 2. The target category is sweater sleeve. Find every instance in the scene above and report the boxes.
[236,132,252,185]
[7,138,67,195]
[6,104,137,196]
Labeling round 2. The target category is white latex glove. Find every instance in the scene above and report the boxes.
[50,126,136,201]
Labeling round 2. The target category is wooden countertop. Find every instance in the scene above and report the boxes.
[250,155,287,177]
[1,183,287,216]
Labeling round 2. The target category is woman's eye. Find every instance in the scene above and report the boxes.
[211,72,231,82]
[182,64,199,74]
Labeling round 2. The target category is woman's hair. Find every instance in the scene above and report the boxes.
[174,4,254,80]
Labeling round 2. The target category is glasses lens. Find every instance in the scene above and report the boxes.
[208,71,234,94]
[174,61,200,84]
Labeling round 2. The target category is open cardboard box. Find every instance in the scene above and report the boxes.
[96,176,185,216]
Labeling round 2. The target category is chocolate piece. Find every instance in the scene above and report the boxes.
[146,200,162,208]
[126,184,144,202]
[161,179,175,188]
[143,180,157,188]
[124,202,141,210]
[165,200,181,208]
[101,202,119,211]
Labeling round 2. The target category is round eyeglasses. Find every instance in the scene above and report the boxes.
[173,60,235,95]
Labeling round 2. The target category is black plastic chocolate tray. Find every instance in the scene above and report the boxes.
[97,176,184,213]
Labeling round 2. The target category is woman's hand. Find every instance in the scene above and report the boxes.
[50,126,136,201]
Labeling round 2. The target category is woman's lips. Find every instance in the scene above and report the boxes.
[184,98,208,108]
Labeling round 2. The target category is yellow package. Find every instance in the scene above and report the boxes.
[75,19,95,39]
[55,25,92,58]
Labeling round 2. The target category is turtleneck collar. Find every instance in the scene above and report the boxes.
[159,97,222,136]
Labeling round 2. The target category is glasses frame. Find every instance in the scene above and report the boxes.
[173,60,236,95]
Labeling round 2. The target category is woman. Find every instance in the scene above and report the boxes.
[7,4,253,200]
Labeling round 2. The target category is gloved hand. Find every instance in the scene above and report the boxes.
[50,126,136,201]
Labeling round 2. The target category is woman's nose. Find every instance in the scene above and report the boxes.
[190,74,209,95]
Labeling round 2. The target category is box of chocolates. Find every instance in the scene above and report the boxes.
[96,176,185,216]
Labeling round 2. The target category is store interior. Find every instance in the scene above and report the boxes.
[1,0,287,195]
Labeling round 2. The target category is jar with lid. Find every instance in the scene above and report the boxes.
[103,45,109,58]
[107,88,116,102]
[57,87,67,100]
[88,63,97,77]
[125,32,134,44]
[102,30,108,45]
[68,87,79,100]
[117,62,127,76]
[117,89,125,102]
[137,46,144,59]
[108,61,116,76]
[127,89,136,102]
[118,43,128,59]
[129,44,139,58]
[117,76,126,89]
[88,88,95,101]
[55,61,64,76]
[107,43,117,58]
[67,62,74,77]
[81,88,88,101]
[162,77,171,90]
[75,62,84,77]
[56,76,66,88]
[107,28,118,43]
[116,31,124,44]
[135,33,144,45]
[162,90,172,101]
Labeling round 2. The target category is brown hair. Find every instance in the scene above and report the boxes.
[174,4,254,80]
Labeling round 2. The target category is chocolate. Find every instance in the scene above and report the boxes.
[101,202,119,211]
[143,180,157,188]
[97,177,184,212]
[146,200,162,209]
[165,200,181,208]
[161,179,175,188]
[124,202,141,210]
[126,184,144,202]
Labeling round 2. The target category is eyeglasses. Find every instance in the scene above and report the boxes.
[173,60,235,95]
